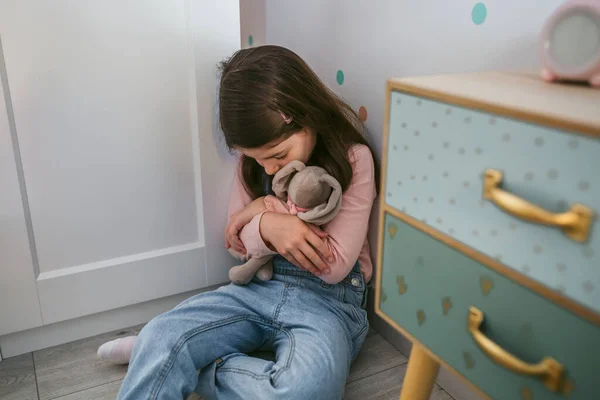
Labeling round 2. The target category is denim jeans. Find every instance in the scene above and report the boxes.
[116,256,369,400]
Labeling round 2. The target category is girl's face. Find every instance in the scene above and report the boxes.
[239,128,317,176]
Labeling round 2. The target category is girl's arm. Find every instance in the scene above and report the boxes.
[227,169,332,275]
[225,196,269,255]
[226,163,332,275]
[225,167,256,254]
[227,145,376,284]
[316,145,376,284]
[259,145,376,284]
[237,197,269,223]
[226,165,253,217]
[225,168,286,254]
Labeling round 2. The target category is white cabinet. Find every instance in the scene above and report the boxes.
[0,55,43,336]
[0,0,239,337]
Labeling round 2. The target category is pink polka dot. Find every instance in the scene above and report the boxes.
[358,106,368,122]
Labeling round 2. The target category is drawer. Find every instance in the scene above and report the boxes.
[378,212,600,400]
[384,90,600,315]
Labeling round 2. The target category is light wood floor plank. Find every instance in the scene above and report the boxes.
[344,364,454,400]
[52,380,122,400]
[0,353,39,400]
[51,380,206,400]
[348,332,408,383]
[33,325,142,400]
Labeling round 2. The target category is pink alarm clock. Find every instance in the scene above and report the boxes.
[539,0,600,87]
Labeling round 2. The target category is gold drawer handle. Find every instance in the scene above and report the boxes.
[483,169,594,243]
[468,306,564,392]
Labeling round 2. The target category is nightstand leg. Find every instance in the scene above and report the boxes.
[399,344,440,400]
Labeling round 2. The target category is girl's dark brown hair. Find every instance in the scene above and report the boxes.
[218,45,380,199]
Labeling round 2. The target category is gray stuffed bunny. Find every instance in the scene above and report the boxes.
[227,160,342,284]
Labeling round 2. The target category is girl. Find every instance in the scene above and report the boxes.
[112,45,379,399]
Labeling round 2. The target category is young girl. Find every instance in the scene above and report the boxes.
[110,44,379,399]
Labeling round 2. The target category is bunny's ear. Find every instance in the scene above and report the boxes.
[297,174,342,225]
[272,160,306,199]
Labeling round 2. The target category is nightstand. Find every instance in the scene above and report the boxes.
[374,71,600,400]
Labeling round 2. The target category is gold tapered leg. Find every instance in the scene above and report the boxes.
[399,345,441,400]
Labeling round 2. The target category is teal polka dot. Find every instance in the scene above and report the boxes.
[248,35,254,46]
[472,3,487,25]
[336,70,344,85]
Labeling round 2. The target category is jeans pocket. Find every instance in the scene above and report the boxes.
[342,287,360,310]
[361,282,370,310]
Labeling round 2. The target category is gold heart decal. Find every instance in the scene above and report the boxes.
[388,223,398,239]
[463,352,475,369]
[480,276,494,296]
[417,309,426,326]
[397,276,408,295]
[520,386,533,400]
[442,297,453,316]
[561,378,575,396]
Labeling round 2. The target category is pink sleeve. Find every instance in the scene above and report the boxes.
[227,163,274,257]
[264,195,290,214]
[319,145,377,284]
[227,163,253,221]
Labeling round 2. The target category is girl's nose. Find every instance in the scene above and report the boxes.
[265,163,281,175]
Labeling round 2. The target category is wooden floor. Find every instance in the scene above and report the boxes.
[0,325,454,400]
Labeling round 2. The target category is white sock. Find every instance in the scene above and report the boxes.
[97,335,137,364]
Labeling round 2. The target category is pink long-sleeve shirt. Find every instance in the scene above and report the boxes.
[227,144,376,285]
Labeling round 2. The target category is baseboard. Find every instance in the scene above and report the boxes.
[366,288,482,400]
[0,283,224,358]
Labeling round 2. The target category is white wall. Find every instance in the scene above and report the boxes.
[264,0,565,157]
[191,1,242,285]
[240,0,265,49]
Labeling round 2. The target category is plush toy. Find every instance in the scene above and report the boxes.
[227,160,343,284]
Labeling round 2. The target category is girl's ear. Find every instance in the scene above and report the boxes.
[272,160,306,199]
[297,174,342,225]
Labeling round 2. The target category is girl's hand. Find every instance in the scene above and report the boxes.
[225,197,268,254]
[225,210,250,254]
[259,212,332,276]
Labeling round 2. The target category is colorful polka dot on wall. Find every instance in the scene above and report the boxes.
[336,70,344,85]
[472,2,487,25]
[248,35,254,46]
[358,106,368,122]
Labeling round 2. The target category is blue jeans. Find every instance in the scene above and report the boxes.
[117,256,369,400]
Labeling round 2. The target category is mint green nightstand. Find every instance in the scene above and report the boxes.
[374,71,600,400]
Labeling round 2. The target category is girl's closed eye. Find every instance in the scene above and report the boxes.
[274,154,287,160]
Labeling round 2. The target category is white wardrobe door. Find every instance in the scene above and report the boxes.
[0,0,237,325]
[0,41,42,336]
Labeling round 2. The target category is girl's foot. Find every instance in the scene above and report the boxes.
[541,68,555,82]
[97,335,137,364]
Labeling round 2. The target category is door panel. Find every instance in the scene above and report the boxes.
[0,40,42,335]
[0,0,233,325]
[1,1,202,273]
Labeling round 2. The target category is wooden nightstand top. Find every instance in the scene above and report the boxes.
[388,71,600,137]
